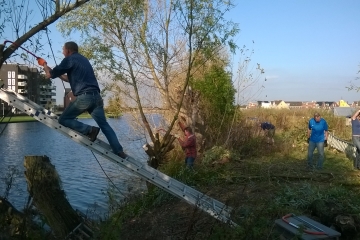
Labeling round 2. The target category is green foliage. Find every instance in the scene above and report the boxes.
[105,95,123,118]
[274,183,330,209]
[193,64,236,116]
[159,154,227,186]
[98,186,175,239]
[192,64,237,144]
[201,145,239,165]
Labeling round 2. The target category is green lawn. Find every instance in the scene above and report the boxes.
[0,115,38,123]
[0,113,95,123]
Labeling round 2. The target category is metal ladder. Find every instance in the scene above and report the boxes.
[0,88,237,227]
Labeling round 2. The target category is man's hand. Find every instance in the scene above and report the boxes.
[324,140,328,147]
[37,58,47,66]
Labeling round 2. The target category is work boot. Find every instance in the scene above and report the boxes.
[118,151,128,159]
[87,126,100,142]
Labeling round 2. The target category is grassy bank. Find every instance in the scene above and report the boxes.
[95,108,359,239]
[0,115,38,123]
[97,147,359,239]
[0,113,96,124]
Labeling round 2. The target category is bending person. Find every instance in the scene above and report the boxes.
[259,121,275,144]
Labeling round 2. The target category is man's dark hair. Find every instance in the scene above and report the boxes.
[184,127,193,134]
[64,41,78,53]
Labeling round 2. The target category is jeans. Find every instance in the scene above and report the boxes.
[185,157,195,168]
[352,136,360,169]
[58,92,124,154]
[307,141,324,169]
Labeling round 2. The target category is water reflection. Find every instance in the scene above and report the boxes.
[0,115,155,216]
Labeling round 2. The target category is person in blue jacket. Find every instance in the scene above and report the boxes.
[351,109,360,170]
[259,122,275,144]
[307,112,328,170]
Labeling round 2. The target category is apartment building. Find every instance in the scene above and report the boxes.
[0,64,56,115]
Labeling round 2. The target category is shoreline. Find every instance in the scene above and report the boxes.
[0,114,119,124]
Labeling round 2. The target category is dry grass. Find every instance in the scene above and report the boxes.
[97,108,360,239]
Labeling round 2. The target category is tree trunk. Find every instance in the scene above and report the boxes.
[24,155,83,239]
[0,197,26,238]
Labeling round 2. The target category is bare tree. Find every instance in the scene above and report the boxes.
[0,0,91,68]
[57,0,238,168]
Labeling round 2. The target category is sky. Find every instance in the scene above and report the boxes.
[226,0,360,104]
[3,0,360,105]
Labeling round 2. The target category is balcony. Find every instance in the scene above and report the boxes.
[18,82,27,86]
[40,85,56,90]
[18,74,28,79]
[40,90,56,95]
[40,90,52,95]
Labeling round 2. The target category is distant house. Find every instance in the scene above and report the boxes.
[338,99,350,107]
[286,101,303,109]
[272,100,289,109]
[246,102,258,109]
[333,107,356,117]
[257,101,272,108]
[333,107,357,126]
[350,101,360,107]
[317,101,338,109]
[302,101,318,109]
[64,88,76,109]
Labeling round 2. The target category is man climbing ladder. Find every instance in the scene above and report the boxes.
[38,41,128,159]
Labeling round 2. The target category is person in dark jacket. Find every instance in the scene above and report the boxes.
[351,109,360,170]
[259,122,275,144]
[176,121,197,168]
[39,41,127,159]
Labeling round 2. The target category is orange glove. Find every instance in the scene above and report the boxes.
[37,58,47,66]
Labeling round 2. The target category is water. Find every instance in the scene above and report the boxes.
[0,114,156,217]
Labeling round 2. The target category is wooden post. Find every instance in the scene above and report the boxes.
[24,155,83,239]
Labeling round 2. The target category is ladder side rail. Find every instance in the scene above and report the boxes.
[130,159,232,215]
[0,89,57,116]
[140,164,232,215]
[133,161,233,218]
[0,89,113,151]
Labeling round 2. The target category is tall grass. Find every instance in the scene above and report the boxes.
[99,108,358,239]
[217,108,352,156]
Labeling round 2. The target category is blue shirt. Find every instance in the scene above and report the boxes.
[261,122,275,130]
[308,118,328,143]
[352,119,360,135]
[50,52,100,96]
